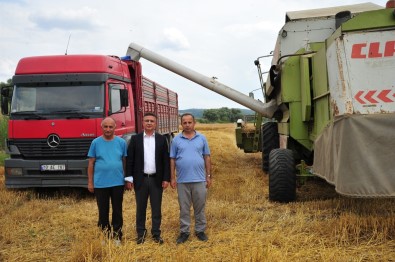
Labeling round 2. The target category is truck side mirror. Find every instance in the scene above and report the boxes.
[1,87,10,115]
[1,96,9,115]
[120,89,129,108]
[1,87,10,97]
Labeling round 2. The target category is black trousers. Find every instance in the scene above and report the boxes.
[135,177,163,237]
[95,185,124,239]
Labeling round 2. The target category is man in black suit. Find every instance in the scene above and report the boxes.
[125,112,170,244]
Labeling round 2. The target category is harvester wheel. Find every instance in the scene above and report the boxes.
[261,122,279,172]
[268,148,296,202]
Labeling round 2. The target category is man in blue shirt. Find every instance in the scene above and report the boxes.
[88,117,127,244]
[170,113,212,244]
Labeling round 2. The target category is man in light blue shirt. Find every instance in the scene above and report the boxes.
[170,113,212,244]
[88,117,127,243]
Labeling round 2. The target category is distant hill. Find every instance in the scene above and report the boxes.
[179,108,255,118]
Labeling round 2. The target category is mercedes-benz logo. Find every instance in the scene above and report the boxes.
[47,134,60,148]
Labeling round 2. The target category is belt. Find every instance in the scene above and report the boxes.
[143,173,156,177]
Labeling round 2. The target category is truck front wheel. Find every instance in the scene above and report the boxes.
[269,148,296,202]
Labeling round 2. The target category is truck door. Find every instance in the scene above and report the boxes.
[108,83,127,135]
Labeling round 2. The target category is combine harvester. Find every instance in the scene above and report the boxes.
[125,1,395,202]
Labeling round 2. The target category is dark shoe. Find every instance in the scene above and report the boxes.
[176,232,190,244]
[137,230,147,244]
[153,235,164,244]
[195,231,208,241]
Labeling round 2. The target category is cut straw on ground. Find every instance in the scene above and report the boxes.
[1,123,395,261]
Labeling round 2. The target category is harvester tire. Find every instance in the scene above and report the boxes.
[268,148,296,202]
[261,122,279,172]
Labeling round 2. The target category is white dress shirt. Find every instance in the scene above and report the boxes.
[143,132,156,174]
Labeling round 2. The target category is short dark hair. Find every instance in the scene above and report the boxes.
[180,113,195,121]
[144,112,157,118]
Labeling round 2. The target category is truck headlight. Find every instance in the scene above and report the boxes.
[6,168,23,176]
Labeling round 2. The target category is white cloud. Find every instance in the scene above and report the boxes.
[159,28,190,51]
[0,59,16,81]
[30,7,102,31]
[225,20,283,37]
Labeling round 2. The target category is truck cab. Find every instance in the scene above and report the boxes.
[1,54,178,188]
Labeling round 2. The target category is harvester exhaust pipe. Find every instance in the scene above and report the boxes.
[126,42,277,118]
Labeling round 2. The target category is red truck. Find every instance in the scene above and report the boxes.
[0,54,179,188]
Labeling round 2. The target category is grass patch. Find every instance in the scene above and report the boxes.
[0,115,9,165]
[0,115,7,151]
[0,151,8,166]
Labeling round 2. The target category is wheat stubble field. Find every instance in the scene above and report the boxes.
[1,123,395,261]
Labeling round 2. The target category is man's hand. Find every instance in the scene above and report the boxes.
[206,176,212,188]
[125,182,133,190]
[170,178,177,189]
[162,181,169,189]
[88,182,94,193]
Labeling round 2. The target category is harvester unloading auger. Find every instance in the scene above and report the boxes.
[126,43,278,118]
[126,2,395,202]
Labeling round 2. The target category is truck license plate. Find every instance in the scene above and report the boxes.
[41,165,66,171]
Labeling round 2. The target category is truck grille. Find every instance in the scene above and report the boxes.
[11,138,94,159]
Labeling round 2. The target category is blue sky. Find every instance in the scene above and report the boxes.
[0,0,387,109]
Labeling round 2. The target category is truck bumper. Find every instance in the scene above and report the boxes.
[4,159,89,188]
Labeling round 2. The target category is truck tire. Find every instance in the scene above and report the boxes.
[269,148,296,202]
[261,122,279,172]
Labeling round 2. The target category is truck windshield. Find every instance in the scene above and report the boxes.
[10,84,104,118]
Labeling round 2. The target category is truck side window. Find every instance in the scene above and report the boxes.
[12,87,36,112]
[109,83,124,113]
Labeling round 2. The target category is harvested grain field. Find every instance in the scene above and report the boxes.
[1,123,395,261]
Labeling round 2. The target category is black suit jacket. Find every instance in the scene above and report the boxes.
[126,132,170,190]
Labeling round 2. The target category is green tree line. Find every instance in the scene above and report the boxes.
[202,107,244,123]
[0,79,12,87]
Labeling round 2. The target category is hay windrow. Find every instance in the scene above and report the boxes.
[1,124,395,261]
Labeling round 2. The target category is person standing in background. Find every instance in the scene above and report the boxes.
[87,117,127,245]
[170,113,212,244]
[125,112,170,244]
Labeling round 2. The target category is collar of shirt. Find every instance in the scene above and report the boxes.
[144,131,155,137]
[181,131,198,139]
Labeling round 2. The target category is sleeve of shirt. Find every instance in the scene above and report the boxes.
[125,135,136,178]
[203,136,211,155]
[124,176,134,183]
[87,139,96,158]
[169,137,177,158]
